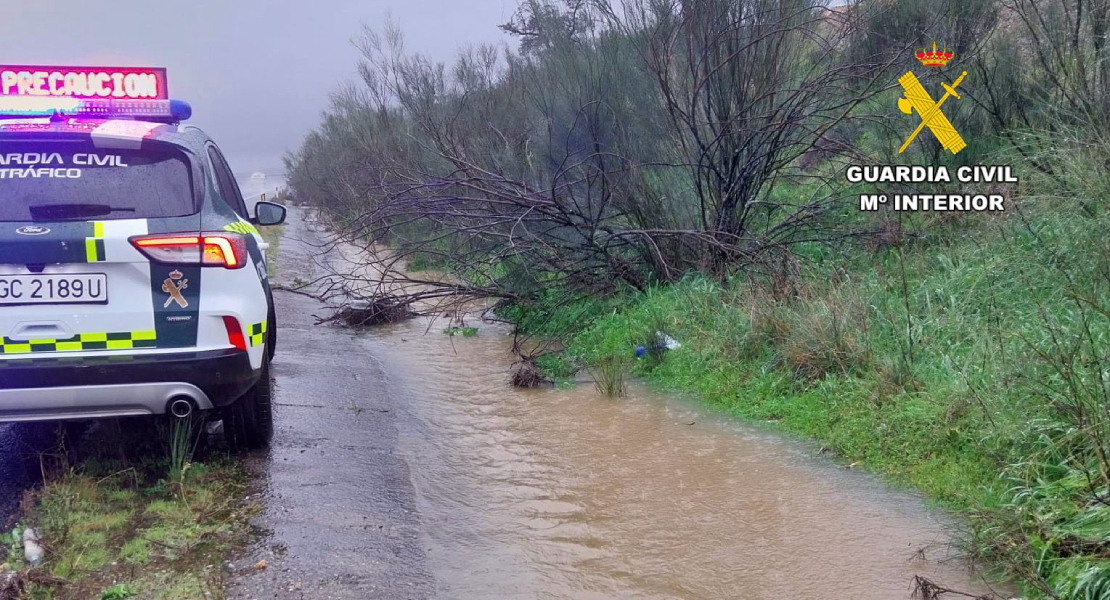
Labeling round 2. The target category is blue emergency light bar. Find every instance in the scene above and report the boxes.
[0,65,190,122]
[0,97,192,122]
[59,98,193,122]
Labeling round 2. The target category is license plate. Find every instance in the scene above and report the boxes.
[0,274,108,305]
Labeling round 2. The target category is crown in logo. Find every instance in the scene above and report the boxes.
[170,270,183,280]
[916,42,954,67]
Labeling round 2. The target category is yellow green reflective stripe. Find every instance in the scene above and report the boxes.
[223,221,259,236]
[248,320,267,347]
[85,221,106,262]
[0,331,158,354]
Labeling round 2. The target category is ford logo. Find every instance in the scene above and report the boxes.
[15,225,50,236]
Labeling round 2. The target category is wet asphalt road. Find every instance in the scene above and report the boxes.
[226,206,433,600]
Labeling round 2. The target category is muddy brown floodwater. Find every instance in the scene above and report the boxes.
[232,207,1005,599]
[360,317,1002,599]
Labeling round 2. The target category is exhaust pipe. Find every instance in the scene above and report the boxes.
[168,397,195,419]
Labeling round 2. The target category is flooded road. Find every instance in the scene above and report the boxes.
[230,206,1002,599]
[371,320,1000,600]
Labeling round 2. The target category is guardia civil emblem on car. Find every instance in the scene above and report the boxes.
[15,225,50,235]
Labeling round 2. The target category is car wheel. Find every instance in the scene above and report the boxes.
[224,358,273,450]
[266,303,277,361]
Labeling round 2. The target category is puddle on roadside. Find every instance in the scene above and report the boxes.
[355,317,1004,600]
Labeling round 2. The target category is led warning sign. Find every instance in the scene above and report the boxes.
[0,65,168,100]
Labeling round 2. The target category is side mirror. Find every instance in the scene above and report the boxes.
[254,201,286,226]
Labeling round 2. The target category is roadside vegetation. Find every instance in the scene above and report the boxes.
[3,422,255,600]
[259,190,288,279]
[285,0,1110,596]
[263,225,283,279]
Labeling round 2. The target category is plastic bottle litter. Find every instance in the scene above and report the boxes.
[22,528,43,566]
[655,331,681,351]
[636,333,681,358]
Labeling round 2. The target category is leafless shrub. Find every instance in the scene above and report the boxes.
[323,297,417,327]
[911,575,1001,600]
[284,1,896,340]
[510,355,551,387]
[606,0,898,273]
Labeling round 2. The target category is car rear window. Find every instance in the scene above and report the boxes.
[0,140,196,222]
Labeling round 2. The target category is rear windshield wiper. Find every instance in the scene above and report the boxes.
[29,204,137,221]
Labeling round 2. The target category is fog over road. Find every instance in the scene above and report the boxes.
[236,170,287,214]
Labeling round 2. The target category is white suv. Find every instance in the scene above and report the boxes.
[0,92,283,449]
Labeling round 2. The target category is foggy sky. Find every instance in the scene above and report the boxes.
[0,0,513,174]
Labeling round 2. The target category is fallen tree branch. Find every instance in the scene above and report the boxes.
[911,575,1003,600]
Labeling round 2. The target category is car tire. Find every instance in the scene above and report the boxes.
[224,358,273,450]
[266,303,277,361]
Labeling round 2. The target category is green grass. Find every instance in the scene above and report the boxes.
[519,142,1110,597]
[260,221,285,279]
[100,584,136,600]
[564,277,1005,507]
[405,251,447,272]
[12,426,257,600]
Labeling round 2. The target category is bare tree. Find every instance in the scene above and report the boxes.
[607,0,893,271]
[285,1,893,339]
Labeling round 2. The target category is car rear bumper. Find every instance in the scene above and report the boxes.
[0,349,258,421]
[0,382,215,422]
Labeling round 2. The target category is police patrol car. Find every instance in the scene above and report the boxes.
[0,65,282,449]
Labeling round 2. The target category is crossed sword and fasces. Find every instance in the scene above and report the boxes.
[162,277,189,308]
[897,70,968,154]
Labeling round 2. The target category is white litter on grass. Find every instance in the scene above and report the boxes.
[22,528,43,566]
[656,331,682,351]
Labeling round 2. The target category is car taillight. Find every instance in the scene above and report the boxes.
[130,233,247,268]
[223,316,247,351]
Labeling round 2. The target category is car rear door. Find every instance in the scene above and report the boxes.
[0,136,203,357]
